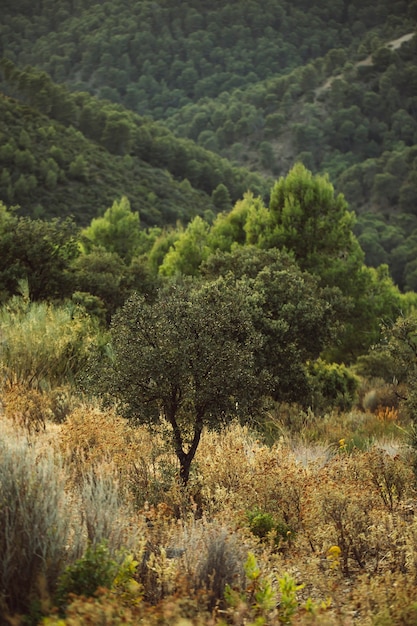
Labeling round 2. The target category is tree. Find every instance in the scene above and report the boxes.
[202,246,339,403]
[159,216,211,277]
[209,191,265,252]
[81,197,141,263]
[256,163,359,282]
[211,183,232,212]
[100,112,133,155]
[93,278,261,485]
[243,164,400,361]
[0,210,79,302]
[72,248,127,320]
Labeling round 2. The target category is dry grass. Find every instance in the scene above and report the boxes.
[2,396,417,625]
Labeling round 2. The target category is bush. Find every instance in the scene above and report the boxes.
[79,467,139,554]
[191,524,246,610]
[3,382,50,433]
[307,359,359,413]
[55,542,119,611]
[0,296,97,390]
[247,508,293,547]
[0,434,70,616]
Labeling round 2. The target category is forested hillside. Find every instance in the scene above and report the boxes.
[162,30,417,289]
[0,62,269,226]
[1,0,414,119]
[0,92,214,226]
[1,0,417,287]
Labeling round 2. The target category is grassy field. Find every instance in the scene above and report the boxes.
[1,381,417,625]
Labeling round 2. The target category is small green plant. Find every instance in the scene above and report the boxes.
[225,552,276,624]
[247,508,293,547]
[55,542,118,610]
[111,553,142,605]
[277,572,305,624]
[225,553,306,625]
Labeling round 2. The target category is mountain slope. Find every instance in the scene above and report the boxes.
[1,0,415,118]
[0,93,216,226]
[0,62,270,226]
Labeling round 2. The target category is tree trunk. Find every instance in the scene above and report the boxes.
[170,412,203,487]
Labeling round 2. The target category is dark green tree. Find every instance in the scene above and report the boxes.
[72,248,126,320]
[211,183,232,212]
[93,278,262,485]
[0,207,79,302]
[202,246,339,403]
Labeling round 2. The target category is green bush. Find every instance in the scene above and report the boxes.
[307,358,359,413]
[55,542,118,610]
[0,294,97,389]
[246,508,293,547]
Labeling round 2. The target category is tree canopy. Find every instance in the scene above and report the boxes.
[93,278,263,484]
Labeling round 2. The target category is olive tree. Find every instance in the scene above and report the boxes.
[95,278,262,485]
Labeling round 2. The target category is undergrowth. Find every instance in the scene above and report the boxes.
[1,397,417,625]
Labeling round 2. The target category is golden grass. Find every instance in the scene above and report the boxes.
[2,396,417,625]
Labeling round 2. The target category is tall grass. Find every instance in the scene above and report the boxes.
[2,392,417,624]
[0,295,97,390]
[0,432,70,616]
[79,466,139,554]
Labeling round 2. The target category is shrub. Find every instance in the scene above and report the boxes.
[307,358,359,413]
[3,381,50,433]
[79,466,139,554]
[0,434,70,616]
[55,542,119,611]
[0,296,97,390]
[178,520,247,611]
[58,404,132,485]
[246,508,293,547]
[362,383,403,414]
[193,525,246,610]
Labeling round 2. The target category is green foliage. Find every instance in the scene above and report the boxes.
[0,61,269,225]
[307,359,359,413]
[251,163,359,281]
[366,314,417,418]
[81,196,141,263]
[3,0,405,120]
[68,154,88,181]
[277,572,305,625]
[327,263,410,362]
[0,90,218,229]
[159,216,211,276]
[55,542,119,610]
[212,183,232,212]
[208,192,263,252]
[203,246,339,402]
[0,209,79,302]
[247,508,293,546]
[89,277,262,484]
[225,551,276,620]
[1,10,417,287]
[71,249,126,321]
[225,553,305,624]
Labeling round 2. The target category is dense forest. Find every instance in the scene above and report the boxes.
[0,0,417,286]
[3,2,417,624]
